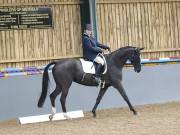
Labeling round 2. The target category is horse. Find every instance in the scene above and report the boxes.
[38,46,144,119]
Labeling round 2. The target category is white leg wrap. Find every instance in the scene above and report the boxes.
[52,107,56,114]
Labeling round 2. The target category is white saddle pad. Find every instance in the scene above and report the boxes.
[80,58,95,74]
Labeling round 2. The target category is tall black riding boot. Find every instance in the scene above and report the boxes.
[94,64,103,85]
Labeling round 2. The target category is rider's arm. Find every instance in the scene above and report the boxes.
[97,41,110,50]
[83,37,102,53]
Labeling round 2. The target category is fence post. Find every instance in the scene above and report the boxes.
[80,0,90,32]
[89,0,97,38]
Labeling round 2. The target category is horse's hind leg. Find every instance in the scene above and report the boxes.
[60,82,72,119]
[60,88,70,113]
[49,86,62,120]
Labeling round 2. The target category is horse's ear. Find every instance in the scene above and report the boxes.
[139,47,144,51]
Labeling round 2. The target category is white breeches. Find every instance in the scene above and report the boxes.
[94,56,104,66]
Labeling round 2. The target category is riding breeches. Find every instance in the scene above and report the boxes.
[94,56,104,66]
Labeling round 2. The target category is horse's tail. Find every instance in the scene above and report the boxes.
[38,62,56,108]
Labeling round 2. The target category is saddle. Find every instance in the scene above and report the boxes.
[80,58,107,75]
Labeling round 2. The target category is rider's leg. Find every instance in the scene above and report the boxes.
[94,56,104,85]
[95,64,103,78]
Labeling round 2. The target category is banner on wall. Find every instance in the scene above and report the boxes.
[0,6,53,30]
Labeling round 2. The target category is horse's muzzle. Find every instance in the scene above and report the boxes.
[134,66,141,73]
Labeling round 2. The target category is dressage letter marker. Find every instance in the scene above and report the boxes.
[18,110,84,124]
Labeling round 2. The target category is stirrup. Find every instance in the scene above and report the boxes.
[97,79,102,89]
[93,76,101,84]
[93,76,104,89]
[94,76,101,84]
[97,80,106,89]
[101,80,105,88]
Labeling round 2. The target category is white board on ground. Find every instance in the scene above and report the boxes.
[18,110,84,124]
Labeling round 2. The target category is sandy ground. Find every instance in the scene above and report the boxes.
[1,101,180,135]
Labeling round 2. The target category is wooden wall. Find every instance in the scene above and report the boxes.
[0,0,82,68]
[96,0,180,58]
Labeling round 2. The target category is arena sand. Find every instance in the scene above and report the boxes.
[1,101,180,135]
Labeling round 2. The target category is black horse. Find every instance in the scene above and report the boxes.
[38,46,143,119]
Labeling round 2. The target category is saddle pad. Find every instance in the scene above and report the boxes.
[80,58,95,74]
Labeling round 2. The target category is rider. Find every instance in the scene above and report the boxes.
[82,24,110,84]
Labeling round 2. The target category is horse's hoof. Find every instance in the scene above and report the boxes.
[49,115,54,121]
[133,111,138,116]
[135,112,140,116]
[92,111,96,118]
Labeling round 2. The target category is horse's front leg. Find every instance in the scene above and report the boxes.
[92,85,109,117]
[113,82,137,115]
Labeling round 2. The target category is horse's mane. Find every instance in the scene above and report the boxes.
[110,46,135,57]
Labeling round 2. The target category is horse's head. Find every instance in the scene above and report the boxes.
[128,47,144,73]
[109,46,144,73]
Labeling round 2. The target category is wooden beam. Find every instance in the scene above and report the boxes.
[0,1,84,7]
[0,55,81,64]
[142,48,180,53]
[96,0,180,4]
